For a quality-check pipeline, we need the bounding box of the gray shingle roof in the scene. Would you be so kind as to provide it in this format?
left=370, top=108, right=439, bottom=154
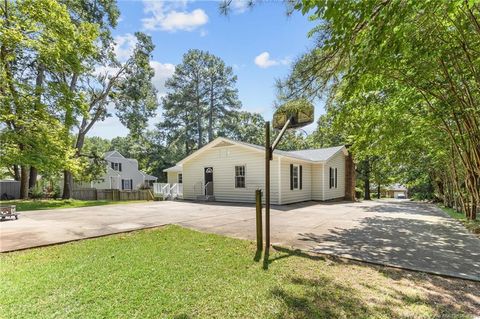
left=233, top=139, right=345, bottom=162
left=286, top=146, right=345, bottom=162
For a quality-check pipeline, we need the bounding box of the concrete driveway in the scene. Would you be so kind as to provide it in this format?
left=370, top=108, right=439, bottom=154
left=1, top=200, right=479, bottom=281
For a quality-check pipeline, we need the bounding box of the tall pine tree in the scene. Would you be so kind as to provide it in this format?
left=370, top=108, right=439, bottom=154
left=159, top=50, right=241, bottom=156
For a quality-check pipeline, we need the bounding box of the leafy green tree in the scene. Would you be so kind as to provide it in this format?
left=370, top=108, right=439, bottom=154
left=0, top=0, right=98, bottom=198
left=276, top=0, right=480, bottom=219
left=57, top=1, right=158, bottom=198
left=218, top=111, right=265, bottom=146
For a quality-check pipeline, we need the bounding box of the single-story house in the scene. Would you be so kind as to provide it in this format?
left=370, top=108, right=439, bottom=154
left=163, top=137, right=355, bottom=205
left=76, top=151, right=157, bottom=191
left=386, top=184, right=408, bottom=199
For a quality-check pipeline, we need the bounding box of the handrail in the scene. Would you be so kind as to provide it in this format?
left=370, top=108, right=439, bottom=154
left=171, top=183, right=178, bottom=198
left=204, top=181, right=212, bottom=192
left=161, top=184, right=170, bottom=199
left=153, top=182, right=182, bottom=199
left=204, top=181, right=213, bottom=196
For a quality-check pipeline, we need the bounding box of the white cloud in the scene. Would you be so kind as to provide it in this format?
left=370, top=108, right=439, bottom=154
left=150, top=61, right=176, bottom=99
left=114, top=33, right=137, bottom=62
left=93, top=65, right=120, bottom=77
left=254, top=52, right=290, bottom=68
left=230, top=0, right=251, bottom=14
left=142, top=1, right=208, bottom=32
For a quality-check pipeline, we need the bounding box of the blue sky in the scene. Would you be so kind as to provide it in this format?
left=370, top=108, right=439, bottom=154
left=88, top=0, right=321, bottom=139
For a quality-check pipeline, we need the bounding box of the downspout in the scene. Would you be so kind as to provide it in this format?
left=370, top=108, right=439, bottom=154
left=278, top=157, right=282, bottom=205
left=322, top=163, right=325, bottom=201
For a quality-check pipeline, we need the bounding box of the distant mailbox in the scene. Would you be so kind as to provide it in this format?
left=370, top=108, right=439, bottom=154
left=272, top=99, right=314, bottom=130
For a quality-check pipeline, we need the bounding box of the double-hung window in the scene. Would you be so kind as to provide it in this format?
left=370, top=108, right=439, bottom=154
left=329, top=167, right=338, bottom=189
left=178, top=173, right=183, bottom=184
left=122, top=179, right=132, bottom=190
left=235, top=166, right=245, bottom=188
left=293, top=165, right=299, bottom=189
left=111, top=162, right=122, bottom=171
left=290, top=164, right=302, bottom=190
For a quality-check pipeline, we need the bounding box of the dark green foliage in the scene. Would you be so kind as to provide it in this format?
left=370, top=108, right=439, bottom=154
left=277, top=0, right=480, bottom=218
left=158, top=49, right=241, bottom=155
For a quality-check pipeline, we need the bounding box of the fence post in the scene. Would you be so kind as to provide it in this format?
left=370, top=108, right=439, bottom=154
left=255, top=189, right=262, bottom=251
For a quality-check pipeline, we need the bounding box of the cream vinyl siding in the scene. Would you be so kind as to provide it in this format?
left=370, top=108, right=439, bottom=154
left=182, top=144, right=280, bottom=204
left=279, top=160, right=312, bottom=205
left=167, top=172, right=182, bottom=184
left=311, top=163, right=324, bottom=201
left=322, top=151, right=346, bottom=200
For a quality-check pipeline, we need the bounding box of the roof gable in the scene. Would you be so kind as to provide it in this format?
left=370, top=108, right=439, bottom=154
left=104, top=150, right=124, bottom=159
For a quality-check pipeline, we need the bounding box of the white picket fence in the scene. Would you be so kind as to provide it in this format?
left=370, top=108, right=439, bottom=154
left=153, top=183, right=183, bottom=200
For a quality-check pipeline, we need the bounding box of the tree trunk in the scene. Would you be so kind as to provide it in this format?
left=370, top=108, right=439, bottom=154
left=62, top=170, right=73, bottom=199
left=62, top=129, right=86, bottom=199
left=29, top=166, right=38, bottom=189
left=197, top=118, right=203, bottom=148
left=20, top=166, right=29, bottom=199
left=12, top=165, right=20, bottom=181
left=377, top=184, right=381, bottom=199
left=364, top=160, right=371, bottom=200
left=208, top=88, right=214, bottom=142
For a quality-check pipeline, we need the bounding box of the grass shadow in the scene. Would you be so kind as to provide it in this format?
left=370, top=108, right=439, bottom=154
left=270, top=275, right=378, bottom=318
left=266, top=246, right=480, bottom=318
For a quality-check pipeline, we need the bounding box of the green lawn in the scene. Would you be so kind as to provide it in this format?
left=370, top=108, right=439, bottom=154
left=441, top=205, right=480, bottom=236
left=1, top=199, right=146, bottom=212
left=0, top=226, right=477, bottom=319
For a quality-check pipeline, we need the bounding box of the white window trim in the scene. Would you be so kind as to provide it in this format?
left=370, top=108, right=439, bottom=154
left=122, top=179, right=132, bottom=191
left=177, top=173, right=183, bottom=184
left=329, top=167, right=338, bottom=189
left=292, top=164, right=300, bottom=190
left=234, top=164, right=246, bottom=189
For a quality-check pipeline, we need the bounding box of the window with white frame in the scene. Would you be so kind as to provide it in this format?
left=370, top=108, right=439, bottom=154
left=111, top=162, right=122, bottom=171
left=329, top=167, right=338, bottom=189
left=290, top=164, right=303, bottom=190
left=292, top=164, right=299, bottom=190
left=178, top=173, right=183, bottom=184
left=235, top=165, right=245, bottom=188
left=122, top=179, right=132, bottom=190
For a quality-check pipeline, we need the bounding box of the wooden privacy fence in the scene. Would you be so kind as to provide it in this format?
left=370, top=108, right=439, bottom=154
left=72, top=189, right=154, bottom=201
left=0, top=180, right=21, bottom=199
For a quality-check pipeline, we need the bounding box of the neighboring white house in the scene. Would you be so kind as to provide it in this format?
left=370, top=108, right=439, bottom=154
left=163, top=137, right=355, bottom=205
left=77, top=151, right=157, bottom=191
left=386, top=184, right=408, bottom=199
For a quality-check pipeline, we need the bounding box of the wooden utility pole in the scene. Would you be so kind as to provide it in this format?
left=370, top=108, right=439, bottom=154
left=255, top=189, right=262, bottom=251
left=265, top=121, right=271, bottom=250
